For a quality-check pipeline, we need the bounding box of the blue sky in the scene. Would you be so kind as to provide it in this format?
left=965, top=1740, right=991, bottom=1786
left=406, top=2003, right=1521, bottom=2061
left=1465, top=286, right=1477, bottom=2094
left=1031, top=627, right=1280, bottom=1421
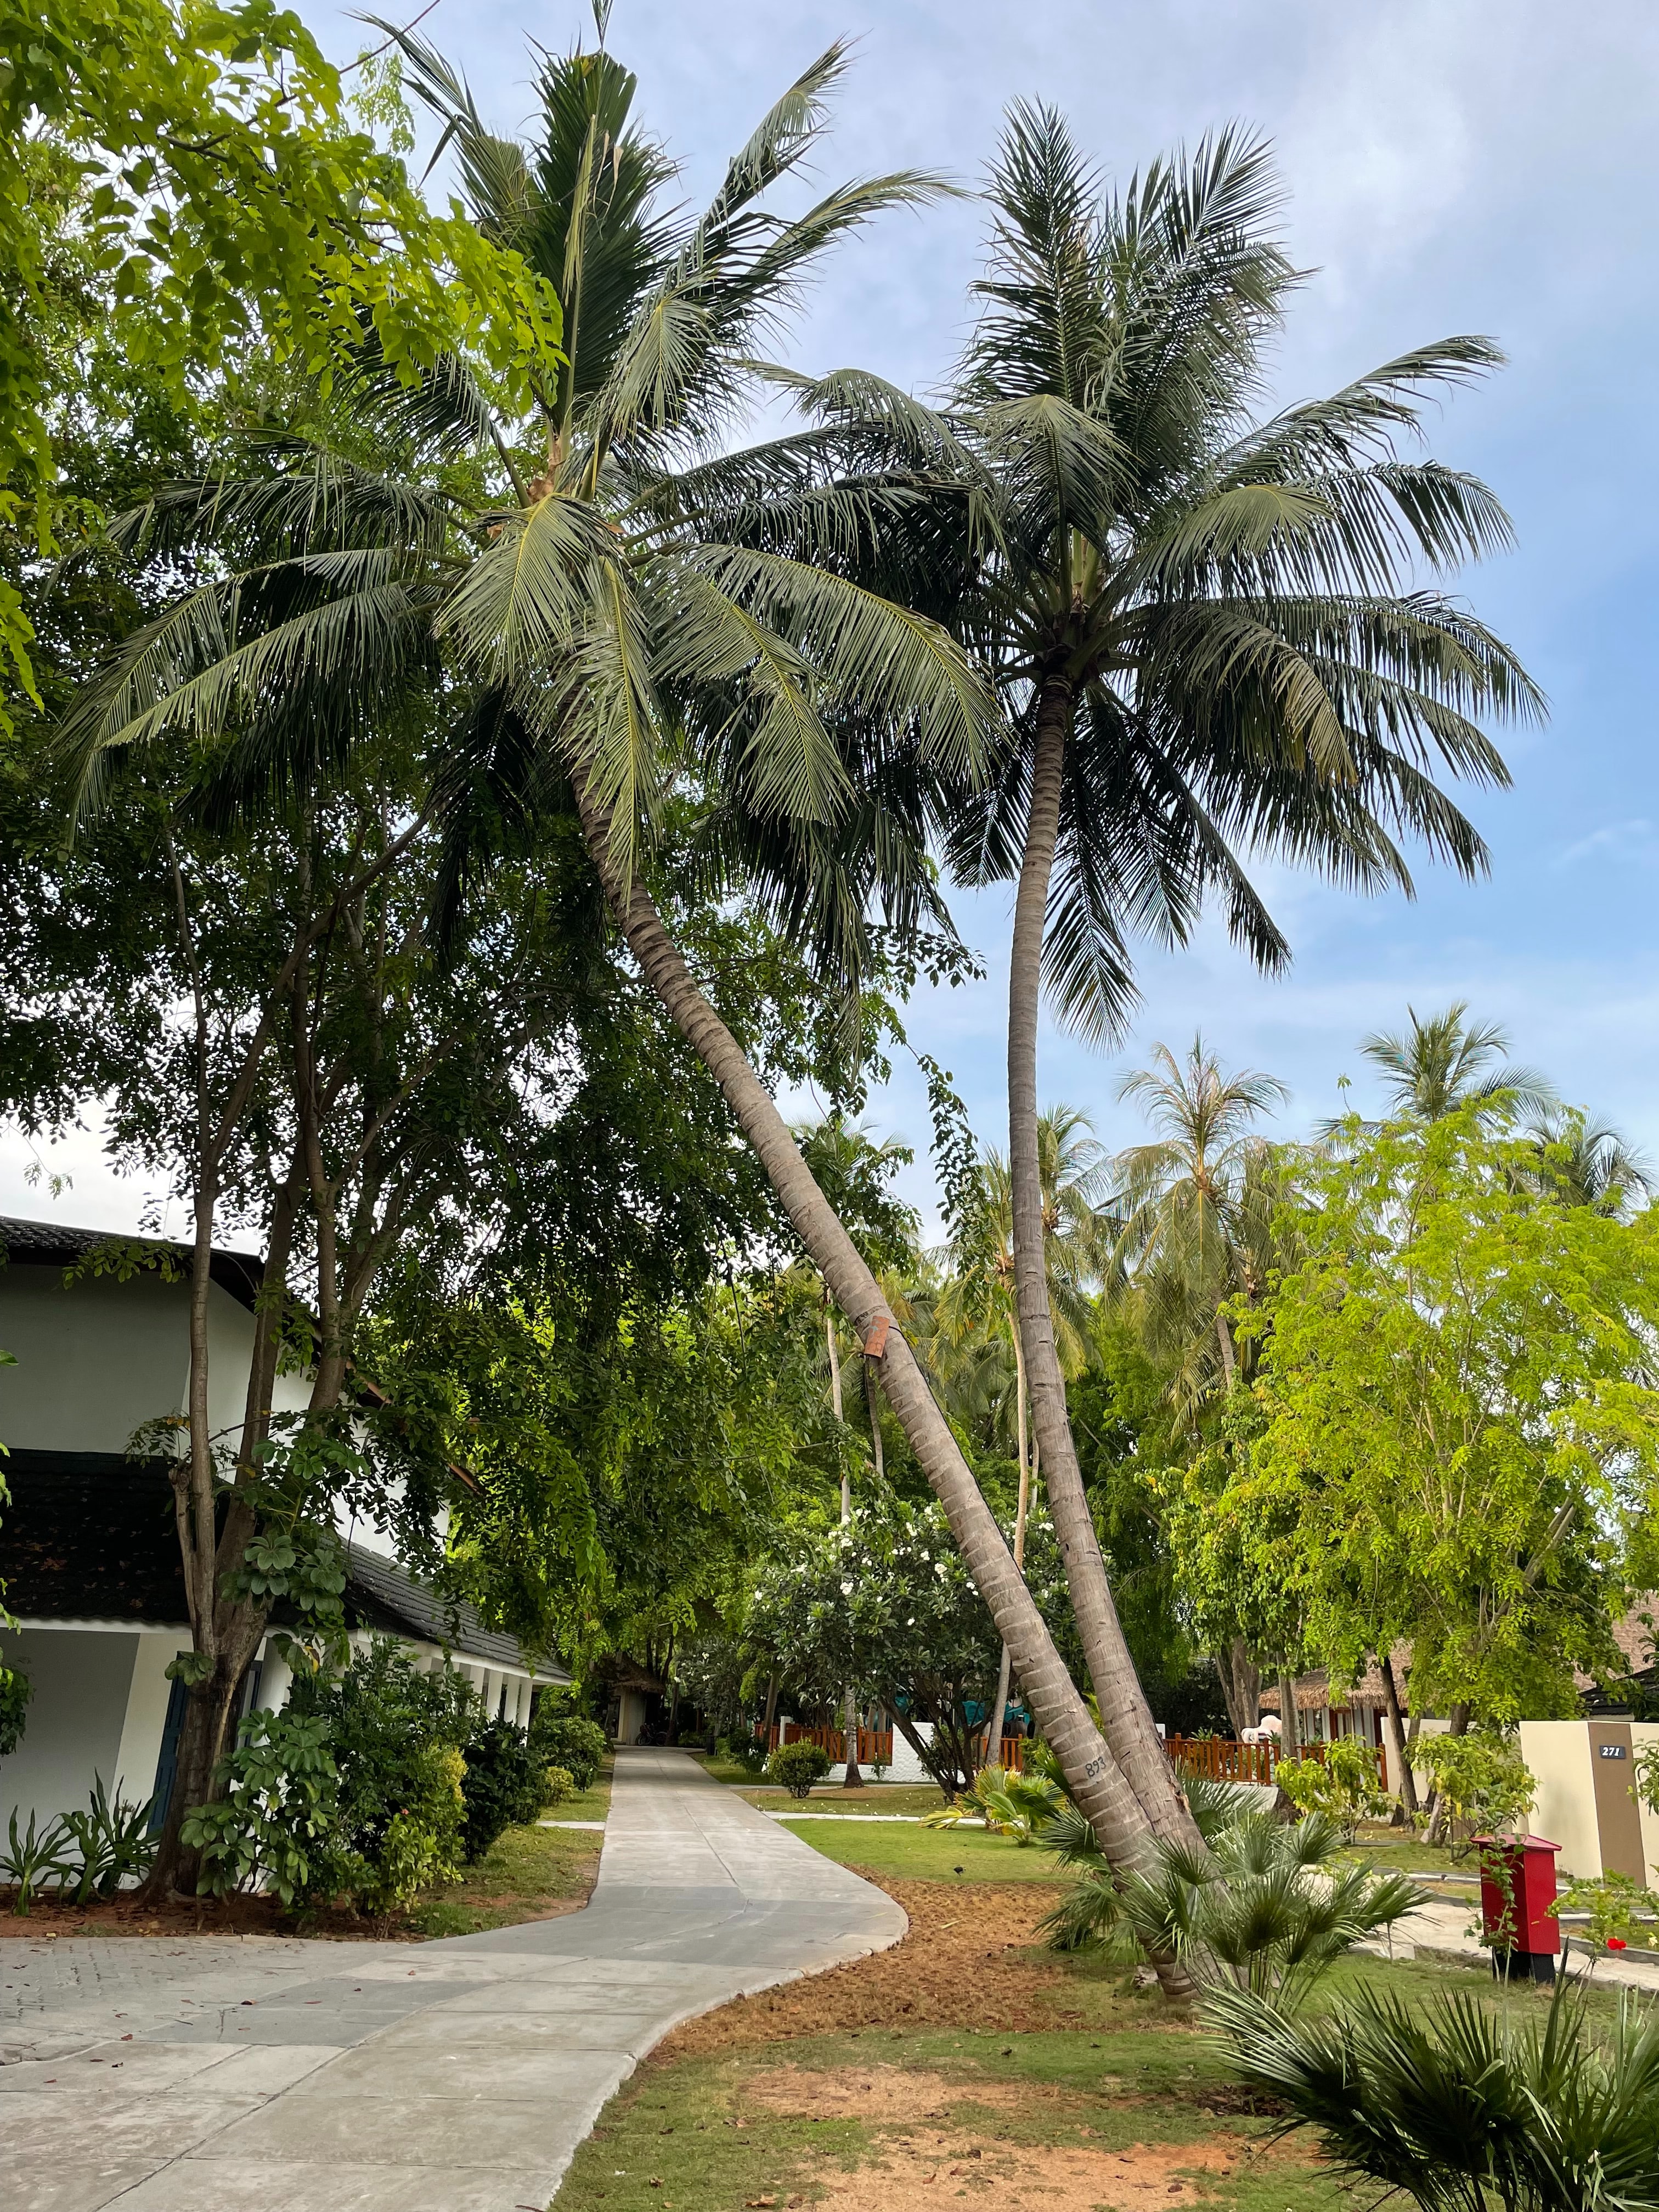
left=5, top=0, right=1656, bottom=1235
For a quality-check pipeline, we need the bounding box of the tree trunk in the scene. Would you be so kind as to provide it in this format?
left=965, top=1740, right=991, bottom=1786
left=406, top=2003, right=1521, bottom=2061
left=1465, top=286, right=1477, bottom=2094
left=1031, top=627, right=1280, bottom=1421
left=1216, top=1639, right=1260, bottom=1739
left=572, top=782, right=1196, bottom=1995
left=1379, top=1654, right=1419, bottom=1816
left=826, top=1308, right=864, bottom=1787
left=986, top=1317, right=1031, bottom=1774
left=762, top=1674, right=778, bottom=1747
left=1276, top=1672, right=1301, bottom=1759
left=1005, top=682, right=1198, bottom=1852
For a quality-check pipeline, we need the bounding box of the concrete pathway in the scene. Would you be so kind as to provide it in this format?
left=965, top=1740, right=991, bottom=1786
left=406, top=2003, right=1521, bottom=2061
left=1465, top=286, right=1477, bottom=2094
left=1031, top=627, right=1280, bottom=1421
left=1, top=1747, right=907, bottom=2212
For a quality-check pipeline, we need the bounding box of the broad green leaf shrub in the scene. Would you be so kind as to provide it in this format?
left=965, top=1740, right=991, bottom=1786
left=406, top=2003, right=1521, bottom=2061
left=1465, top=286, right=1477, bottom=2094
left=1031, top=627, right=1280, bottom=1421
left=529, top=1709, right=608, bottom=1793
left=1551, top=1870, right=1659, bottom=1959
left=766, top=1741, right=832, bottom=1798
left=182, top=1709, right=338, bottom=1908
left=1274, top=1737, right=1391, bottom=1836
left=541, top=1764, right=575, bottom=1807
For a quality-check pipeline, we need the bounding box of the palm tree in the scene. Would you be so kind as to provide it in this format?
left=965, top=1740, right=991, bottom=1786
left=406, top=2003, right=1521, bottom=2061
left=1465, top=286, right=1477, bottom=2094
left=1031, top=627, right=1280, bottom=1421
left=1523, top=1107, right=1654, bottom=1216
left=867, top=111, right=1541, bottom=1836
left=1105, top=1037, right=1295, bottom=1734
left=63, top=31, right=1189, bottom=1947
left=1356, top=1002, right=1555, bottom=1122
left=939, top=1107, right=1111, bottom=1763
left=1108, top=1037, right=1289, bottom=1403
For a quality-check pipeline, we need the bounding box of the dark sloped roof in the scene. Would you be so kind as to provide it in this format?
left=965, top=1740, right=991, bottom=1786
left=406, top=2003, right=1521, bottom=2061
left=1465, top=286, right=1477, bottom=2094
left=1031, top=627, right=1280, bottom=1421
left=342, top=1542, right=566, bottom=1679
left=0, top=1216, right=265, bottom=1311
left=0, top=1449, right=564, bottom=1679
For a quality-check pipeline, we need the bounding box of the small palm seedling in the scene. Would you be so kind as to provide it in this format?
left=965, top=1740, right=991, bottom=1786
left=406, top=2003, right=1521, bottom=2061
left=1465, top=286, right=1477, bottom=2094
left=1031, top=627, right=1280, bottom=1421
left=924, top=1763, right=1064, bottom=1844
left=1211, top=1974, right=1659, bottom=2212
left=1, top=1808, right=76, bottom=1915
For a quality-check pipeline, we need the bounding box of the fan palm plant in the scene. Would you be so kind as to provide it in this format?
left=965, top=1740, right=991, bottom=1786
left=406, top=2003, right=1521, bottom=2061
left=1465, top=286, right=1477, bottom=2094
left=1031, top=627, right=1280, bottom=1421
left=1213, top=1976, right=1659, bottom=2212
left=813, top=109, right=1541, bottom=1844
left=59, top=29, right=1186, bottom=1943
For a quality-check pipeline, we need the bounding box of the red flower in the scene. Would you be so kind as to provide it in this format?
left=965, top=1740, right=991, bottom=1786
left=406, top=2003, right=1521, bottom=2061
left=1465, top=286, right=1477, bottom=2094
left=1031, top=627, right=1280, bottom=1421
left=1606, top=1937, right=1628, bottom=1951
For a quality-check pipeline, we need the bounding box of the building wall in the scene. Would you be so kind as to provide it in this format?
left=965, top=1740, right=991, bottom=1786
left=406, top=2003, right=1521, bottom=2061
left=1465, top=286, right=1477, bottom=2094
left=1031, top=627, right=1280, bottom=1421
left=0, top=1266, right=308, bottom=1454
left=0, top=1626, right=140, bottom=1827
left=1520, top=1720, right=1603, bottom=1878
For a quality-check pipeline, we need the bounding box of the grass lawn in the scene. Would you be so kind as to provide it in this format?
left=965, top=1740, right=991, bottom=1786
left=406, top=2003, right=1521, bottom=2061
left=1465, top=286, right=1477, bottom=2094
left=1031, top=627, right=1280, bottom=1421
left=551, top=1852, right=1547, bottom=2212
left=789, top=1816, right=1070, bottom=1883
left=410, top=1759, right=612, bottom=1938
left=690, top=1756, right=950, bottom=1818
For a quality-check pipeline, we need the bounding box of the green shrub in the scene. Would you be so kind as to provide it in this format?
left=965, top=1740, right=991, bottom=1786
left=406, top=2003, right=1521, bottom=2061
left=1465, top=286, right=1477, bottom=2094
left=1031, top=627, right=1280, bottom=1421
left=182, top=1709, right=340, bottom=1908
left=458, top=1718, right=545, bottom=1862
left=1551, top=1870, right=1659, bottom=1958
left=766, top=1741, right=832, bottom=1798
left=1, top=1807, right=75, bottom=1914
left=528, top=1708, right=608, bottom=1792
left=541, top=1764, right=575, bottom=1807
left=1413, top=1730, right=1534, bottom=1857
left=345, top=1743, right=466, bottom=1915
left=720, top=1728, right=770, bottom=1774
left=1274, top=1737, right=1390, bottom=1836
left=58, top=1775, right=155, bottom=1904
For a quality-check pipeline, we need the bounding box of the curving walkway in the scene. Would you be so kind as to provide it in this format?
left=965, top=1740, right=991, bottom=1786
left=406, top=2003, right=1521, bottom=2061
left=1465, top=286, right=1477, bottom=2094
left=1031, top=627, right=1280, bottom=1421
left=1, top=1747, right=907, bottom=2212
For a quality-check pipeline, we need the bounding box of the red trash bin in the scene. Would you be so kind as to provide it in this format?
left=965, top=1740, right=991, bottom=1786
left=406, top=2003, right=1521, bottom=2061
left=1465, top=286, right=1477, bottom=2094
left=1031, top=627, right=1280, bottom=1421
left=1475, top=1835, right=1561, bottom=1983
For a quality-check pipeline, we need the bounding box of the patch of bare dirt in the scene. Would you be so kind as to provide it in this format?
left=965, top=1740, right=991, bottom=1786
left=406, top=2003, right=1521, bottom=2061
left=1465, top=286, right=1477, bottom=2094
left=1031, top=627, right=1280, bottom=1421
left=657, top=1878, right=1148, bottom=2055
left=741, top=2065, right=1028, bottom=2122
left=808, top=2132, right=1268, bottom=2211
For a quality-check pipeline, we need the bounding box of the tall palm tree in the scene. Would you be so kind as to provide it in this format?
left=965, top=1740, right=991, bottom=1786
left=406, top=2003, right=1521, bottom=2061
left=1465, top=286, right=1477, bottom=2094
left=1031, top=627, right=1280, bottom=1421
left=939, top=1107, right=1110, bottom=1763
left=1106, top=1037, right=1296, bottom=1737
left=62, top=32, right=1190, bottom=1948
left=839, top=110, right=1540, bottom=1835
left=1108, top=1037, right=1289, bottom=1404
left=1356, top=1002, right=1555, bottom=1123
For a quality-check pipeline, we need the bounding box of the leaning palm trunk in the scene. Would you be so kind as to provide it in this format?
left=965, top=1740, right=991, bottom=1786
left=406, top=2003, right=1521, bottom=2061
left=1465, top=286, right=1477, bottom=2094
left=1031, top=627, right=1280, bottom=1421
left=1009, top=690, right=1200, bottom=1849
left=573, top=781, right=1196, bottom=1997
left=985, top=1312, right=1032, bottom=1771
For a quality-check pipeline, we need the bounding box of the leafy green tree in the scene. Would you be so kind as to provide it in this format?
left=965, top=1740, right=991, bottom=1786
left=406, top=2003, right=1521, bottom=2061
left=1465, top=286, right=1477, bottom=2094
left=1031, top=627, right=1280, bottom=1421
left=0, top=3, right=558, bottom=724
left=1232, top=1110, right=1659, bottom=1736
left=60, top=25, right=1170, bottom=1920
left=748, top=1497, right=1081, bottom=1796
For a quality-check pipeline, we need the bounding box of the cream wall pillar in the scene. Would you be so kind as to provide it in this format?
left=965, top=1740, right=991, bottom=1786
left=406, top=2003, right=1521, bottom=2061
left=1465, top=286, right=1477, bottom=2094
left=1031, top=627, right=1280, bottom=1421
left=1519, top=1720, right=1601, bottom=1877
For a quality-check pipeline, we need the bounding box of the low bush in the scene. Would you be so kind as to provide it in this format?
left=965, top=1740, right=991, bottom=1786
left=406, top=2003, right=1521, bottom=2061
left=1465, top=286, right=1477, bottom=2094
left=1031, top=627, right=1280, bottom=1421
left=459, top=1719, right=547, bottom=1862
left=1215, top=1974, right=1659, bottom=2209
left=59, top=1775, right=156, bottom=1903
left=182, top=1708, right=340, bottom=1908
left=541, top=1764, right=575, bottom=1807
left=529, top=1707, right=609, bottom=1792
left=720, top=1728, right=770, bottom=1774
left=766, top=1741, right=831, bottom=1798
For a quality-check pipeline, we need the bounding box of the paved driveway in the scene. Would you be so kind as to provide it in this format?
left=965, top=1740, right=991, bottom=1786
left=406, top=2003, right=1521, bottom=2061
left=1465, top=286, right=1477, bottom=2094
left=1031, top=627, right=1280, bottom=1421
left=1, top=1747, right=907, bottom=2212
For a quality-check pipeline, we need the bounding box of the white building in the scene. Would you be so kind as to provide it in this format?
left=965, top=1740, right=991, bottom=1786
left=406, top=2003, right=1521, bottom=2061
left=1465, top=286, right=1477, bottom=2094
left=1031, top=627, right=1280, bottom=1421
left=0, top=1215, right=565, bottom=1832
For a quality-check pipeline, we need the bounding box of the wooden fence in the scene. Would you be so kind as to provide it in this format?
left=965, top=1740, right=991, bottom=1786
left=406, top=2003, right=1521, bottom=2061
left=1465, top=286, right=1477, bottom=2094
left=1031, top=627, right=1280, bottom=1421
left=769, top=1723, right=895, bottom=1765
left=1163, top=1734, right=1386, bottom=1788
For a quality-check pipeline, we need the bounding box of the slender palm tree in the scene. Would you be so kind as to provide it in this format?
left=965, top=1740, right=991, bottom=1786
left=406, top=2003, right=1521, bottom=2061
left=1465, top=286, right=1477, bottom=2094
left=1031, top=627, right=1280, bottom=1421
left=1356, top=1002, right=1555, bottom=1123
left=62, top=32, right=1192, bottom=1950
left=939, top=1107, right=1110, bottom=1763
left=1108, top=1036, right=1290, bottom=1405
left=826, top=110, right=1541, bottom=1836
left=1523, top=1107, right=1653, bottom=1216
